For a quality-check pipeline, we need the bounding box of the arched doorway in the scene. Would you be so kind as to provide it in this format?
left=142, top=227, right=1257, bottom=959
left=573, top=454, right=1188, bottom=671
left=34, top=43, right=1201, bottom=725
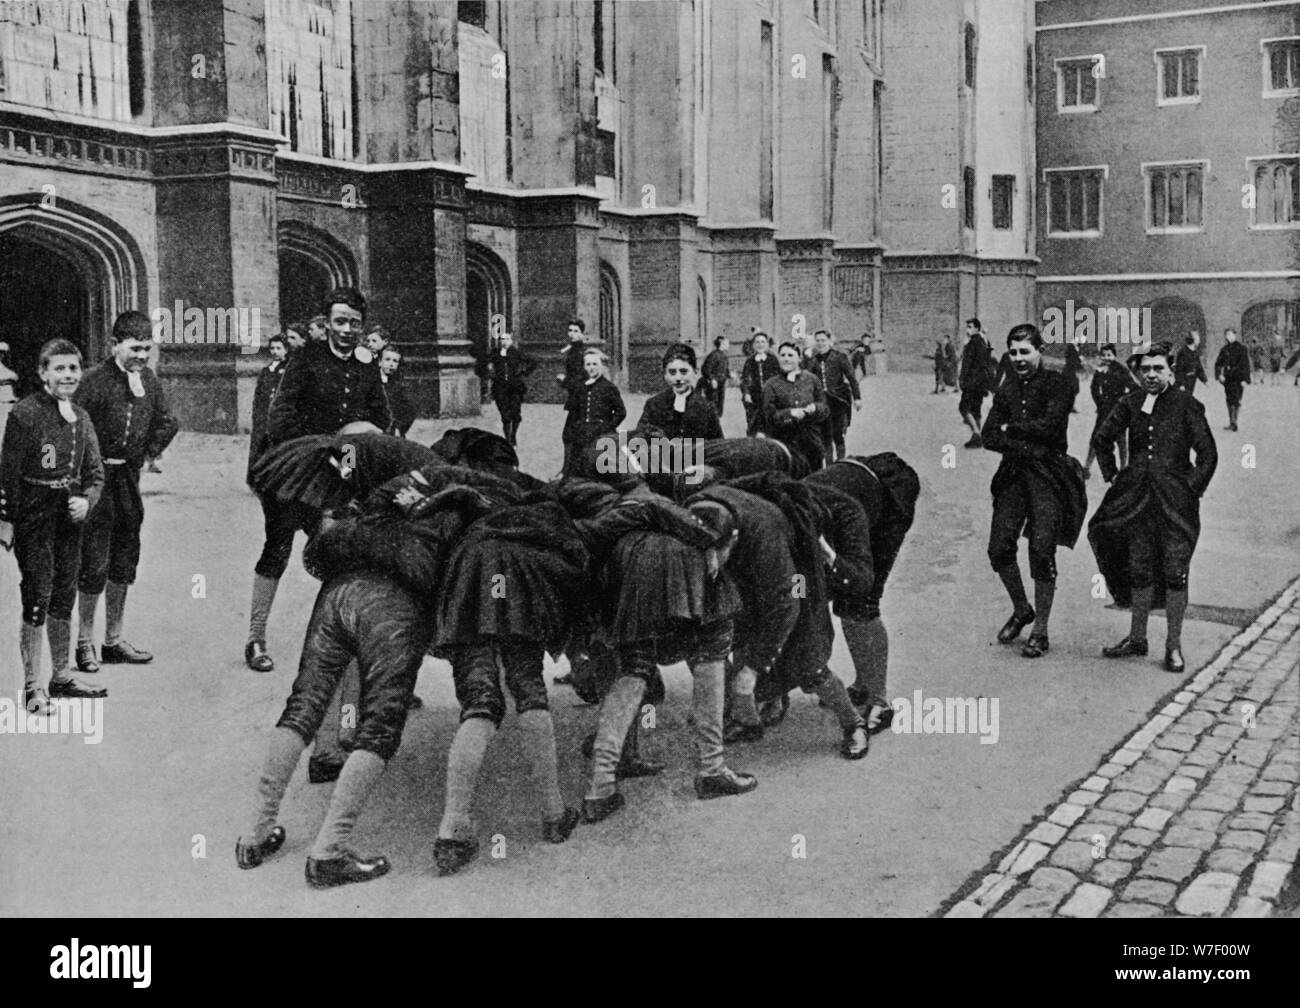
left=464, top=243, right=512, bottom=400
left=599, top=262, right=622, bottom=373
left=1144, top=296, right=1207, bottom=346
left=277, top=220, right=359, bottom=329
left=1241, top=299, right=1299, bottom=371
left=0, top=195, right=146, bottom=394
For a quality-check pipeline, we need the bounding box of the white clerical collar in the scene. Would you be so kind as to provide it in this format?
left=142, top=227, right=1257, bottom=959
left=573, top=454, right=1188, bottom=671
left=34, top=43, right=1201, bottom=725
left=46, top=391, right=76, bottom=423
left=786, top=370, right=798, bottom=382
left=754, top=353, right=767, bottom=362
left=115, top=358, right=146, bottom=397
left=673, top=390, right=689, bottom=412
left=585, top=376, right=598, bottom=385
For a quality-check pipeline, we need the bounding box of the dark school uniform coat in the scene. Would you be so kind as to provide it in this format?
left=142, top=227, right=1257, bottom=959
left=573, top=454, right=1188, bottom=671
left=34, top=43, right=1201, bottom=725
left=247, top=359, right=286, bottom=484
left=563, top=376, right=626, bottom=445
left=808, top=348, right=861, bottom=405
left=1087, top=387, right=1217, bottom=609
left=761, top=371, right=827, bottom=471
left=638, top=387, right=724, bottom=440
left=75, top=361, right=178, bottom=469
left=980, top=364, right=1088, bottom=550
left=1090, top=361, right=1138, bottom=435
left=1214, top=342, right=1251, bottom=385
left=490, top=347, right=532, bottom=405
left=382, top=373, right=416, bottom=437
left=267, top=341, right=391, bottom=443
left=0, top=392, right=104, bottom=526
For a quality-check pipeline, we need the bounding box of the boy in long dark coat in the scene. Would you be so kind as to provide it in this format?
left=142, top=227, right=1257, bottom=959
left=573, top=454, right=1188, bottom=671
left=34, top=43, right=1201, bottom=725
left=488, top=332, right=532, bottom=447
left=378, top=347, right=416, bottom=437
left=739, top=333, right=780, bottom=437
left=808, top=329, right=861, bottom=463
left=74, top=312, right=178, bottom=672
left=1089, top=342, right=1217, bottom=674
left=1, top=339, right=106, bottom=713
left=1214, top=328, right=1251, bottom=432
left=958, top=319, right=995, bottom=448
left=1083, top=342, right=1139, bottom=479
left=981, top=324, right=1086, bottom=659
left=762, top=342, right=828, bottom=474
left=247, top=334, right=289, bottom=487
left=561, top=349, right=626, bottom=477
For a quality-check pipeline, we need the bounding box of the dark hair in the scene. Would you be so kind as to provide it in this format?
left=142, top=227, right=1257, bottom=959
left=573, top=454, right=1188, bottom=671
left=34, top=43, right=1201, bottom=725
left=777, top=341, right=800, bottom=355
left=712, top=336, right=727, bottom=348
left=1006, top=323, right=1042, bottom=350
left=39, top=338, right=83, bottom=370
left=1098, top=342, right=1117, bottom=356
left=267, top=334, right=287, bottom=350
left=284, top=323, right=307, bottom=338
left=661, top=342, right=698, bottom=371
left=111, top=310, right=154, bottom=344
left=365, top=325, right=389, bottom=342
left=568, top=319, right=586, bottom=333
left=813, top=329, right=831, bottom=340
left=310, top=315, right=328, bottom=328
left=381, top=346, right=402, bottom=360
left=1139, top=341, right=1174, bottom=365
left=321, top=288, right=366, bottom=318
left=966, top=318, right=982, bottom=329
left=751, top=331, right=770, bottom=343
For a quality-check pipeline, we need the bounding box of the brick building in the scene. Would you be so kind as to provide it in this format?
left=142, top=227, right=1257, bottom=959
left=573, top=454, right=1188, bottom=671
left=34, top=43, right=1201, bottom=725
left=1035, top=0, right=1300, bottom=366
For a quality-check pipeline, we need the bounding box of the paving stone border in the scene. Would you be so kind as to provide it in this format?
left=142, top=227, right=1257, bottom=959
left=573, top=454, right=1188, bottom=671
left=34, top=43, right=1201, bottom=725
left=942, top=577, right=1300, bottom=919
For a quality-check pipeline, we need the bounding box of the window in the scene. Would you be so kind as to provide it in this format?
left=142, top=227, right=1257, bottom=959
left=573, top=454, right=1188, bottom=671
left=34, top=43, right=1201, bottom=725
left=458, top=2, right=487, bottom=29
left=1026, top=44, right=1034, bottom=104
left=1263, top=37, right=1300, bottom=96
left=863, top=0, right=881, bottom=58
left=963, top=166, right=975, bottom=230
left=1046, top=167, right=1106, bottom=236
left=1156, top=47, right=1202, bottom=104
left=127, top=0, right=145, bottom=117
left=992, top=175, right=1015, bottom=230
left=594, top=2, right=604, bottom=76
left=964, top=23, right=977, bottom=88
left=1145, top=162, right=1206, bottom=232
left=1248, top=156, right=1300, bottom=227
left=1056, top=55, right=1102, bottom=112
left=760, top=22, right=774, bottom=220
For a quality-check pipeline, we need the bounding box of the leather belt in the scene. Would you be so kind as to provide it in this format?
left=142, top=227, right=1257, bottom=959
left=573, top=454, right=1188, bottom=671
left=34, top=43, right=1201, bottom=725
left=103, top=458, right=127, bottom=466
left=23, top=475, right=72, bottom=489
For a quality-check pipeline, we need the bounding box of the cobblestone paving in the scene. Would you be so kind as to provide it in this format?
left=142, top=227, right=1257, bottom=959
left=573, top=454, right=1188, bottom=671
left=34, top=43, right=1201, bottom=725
left=944, top=578, right=1300, bottom=919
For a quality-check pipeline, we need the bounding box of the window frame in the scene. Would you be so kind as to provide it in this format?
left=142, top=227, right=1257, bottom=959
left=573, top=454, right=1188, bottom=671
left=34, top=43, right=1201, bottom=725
left=1245, top=154, right=1300, bottom=230
left=1261, top=36, right=1300, bottom=98
left=1043, top=165, right=1108, bottom=238
left=1154, top=45, right=1204, bottom=107
left=991, top=174, right=1016, bottom=231
left=1055, top=54, right=1104, bottom=113
left=1142, top=160, right=1209, bottom=235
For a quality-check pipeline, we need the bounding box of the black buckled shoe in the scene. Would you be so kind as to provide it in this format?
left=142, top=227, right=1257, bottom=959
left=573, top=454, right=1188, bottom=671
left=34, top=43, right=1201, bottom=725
left=236, top=826, right=286, bottom=869
left=542, top=807, right=581, bottom=844
left=48, top=677, right=107, bottom=699
left=305, top=850, right=391, bottom=888
left=724, top=720, right=764, bottom=744
left=432, top=837, right=480, bottom=877
left=244, top=640, right=274, bottom=673
left=695, top=767, right=758, bottom=800
left=581, top=791, right=625, bottom=824
left=307, top=752, right=346, bottom=784
left=997, top=608, right=1035, bottom=644
left=1021, top=633, right=1050, bottom=658
left=1164, top=648, right=1186, bottom=674
left=1102, top=636, right=1149, bottom=659
left=75, top=643, right=100, bottom=674
left=841, top=725, right=870, bottom=760
left=100, top=640, right=152, bottom=664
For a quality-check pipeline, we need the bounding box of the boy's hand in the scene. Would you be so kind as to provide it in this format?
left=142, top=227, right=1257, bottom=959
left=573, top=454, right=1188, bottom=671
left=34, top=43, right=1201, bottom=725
left=67, top=497, right=89, bottom=523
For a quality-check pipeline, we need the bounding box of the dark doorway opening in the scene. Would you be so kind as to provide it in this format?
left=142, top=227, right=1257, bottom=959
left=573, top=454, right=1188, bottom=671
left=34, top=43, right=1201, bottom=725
left=278, top=249, right=333, bottom=332
left=0, top=237, right=91, bottom=398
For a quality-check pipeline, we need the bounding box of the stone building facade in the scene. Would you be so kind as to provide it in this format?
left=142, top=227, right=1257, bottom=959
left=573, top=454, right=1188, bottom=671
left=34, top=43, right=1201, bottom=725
left=1035, top=0, right=1300, bottom=366
left=1, top=0, right=1045, bottom=433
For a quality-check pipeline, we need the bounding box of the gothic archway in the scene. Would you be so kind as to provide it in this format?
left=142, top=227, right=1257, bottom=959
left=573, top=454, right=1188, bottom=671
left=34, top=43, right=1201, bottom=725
left=276, top=219, right=359, bottom=326
left=0, top=195, right=148, bottom=392
left=464, top=243, right=512, bottom=399
left=599, top=262, right=623, bottom=372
